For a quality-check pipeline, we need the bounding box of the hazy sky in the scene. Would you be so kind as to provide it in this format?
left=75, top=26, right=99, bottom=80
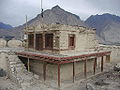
left=0, top=0, right=120, bottom=27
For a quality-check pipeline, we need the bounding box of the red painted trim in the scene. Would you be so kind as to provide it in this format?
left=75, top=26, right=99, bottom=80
left=16, top=51, right=111, bottom=64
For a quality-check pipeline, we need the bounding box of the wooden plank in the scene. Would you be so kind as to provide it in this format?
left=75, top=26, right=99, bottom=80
left=101, top=56, right=104, bottom=72
left=58, top=64, right=60, bottom=88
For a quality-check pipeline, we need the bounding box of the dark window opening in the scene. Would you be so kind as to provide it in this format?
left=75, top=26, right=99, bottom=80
left=45, top=34, right=53, bottom=49
left=69, top=34, right=75, bottom=49
left=28, top=34, right=34, bottom=48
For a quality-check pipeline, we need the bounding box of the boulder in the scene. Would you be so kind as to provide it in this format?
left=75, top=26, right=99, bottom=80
left=8, top=39, right=22, bottom=48
left=0, top=39, right=7, bottom=48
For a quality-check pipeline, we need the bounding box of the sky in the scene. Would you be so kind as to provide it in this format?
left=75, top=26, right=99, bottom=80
left=0, top=0, right=120, bottom=27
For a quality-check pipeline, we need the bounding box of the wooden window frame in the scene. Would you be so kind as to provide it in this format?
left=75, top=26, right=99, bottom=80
left=68, top=34, right=75, bottom=49
left=45, top=33, right=53, bottom=50
left=28, top=34, right=34, bottom=48
left=35, top=34, right=43, bottom=50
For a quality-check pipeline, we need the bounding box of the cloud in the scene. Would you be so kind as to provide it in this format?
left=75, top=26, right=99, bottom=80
left=0, top=0, right=120, bottom=26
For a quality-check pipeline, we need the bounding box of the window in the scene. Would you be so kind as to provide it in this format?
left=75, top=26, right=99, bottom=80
left=36, top=34, right=43, bottom=50
left=45, top=34, right=53, bottom=49
left=28, top=34, right=34, bottom=48
left=69, top=34, right=75, bottom=49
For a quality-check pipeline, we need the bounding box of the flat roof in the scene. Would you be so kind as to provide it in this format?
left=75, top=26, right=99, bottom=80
left=25, top=24, right=95, bottom=33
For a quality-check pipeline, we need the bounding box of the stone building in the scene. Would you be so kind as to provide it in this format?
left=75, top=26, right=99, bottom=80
left=25, top=24, right=98, bottom=54
left=17, top=24, right=111, bottom=88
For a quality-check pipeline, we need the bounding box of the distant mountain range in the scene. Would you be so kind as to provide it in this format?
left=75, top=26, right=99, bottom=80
left=85, top=13, right=120, bottom=45
left=0, top=5, right=120, bottom=45
left=0, top=22, right=13, bottom=29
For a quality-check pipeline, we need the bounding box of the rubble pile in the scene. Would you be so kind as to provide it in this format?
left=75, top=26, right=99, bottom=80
left=0, top=51, right=54, bottom=90
left=85, top=68, right=120, bottom=90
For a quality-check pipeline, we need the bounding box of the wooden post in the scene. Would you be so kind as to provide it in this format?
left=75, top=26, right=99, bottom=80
left=106, top=55, right=110, bottom=63
left=93, top=58, right=97, bottom=75
left=43, top=33, right=45, bottom=49
left=27, top=58, right=30, bottom=72
left=73, top=62, right=75, bottom=83
left=84, top=58, right=87, bottom=78
left=34, top=32, right=36, bottom=51
left=43, top=62, right=47, bottom=81
left=101, top=56, right=104, bottom=72
left=58, top=64, right=60, bottom=88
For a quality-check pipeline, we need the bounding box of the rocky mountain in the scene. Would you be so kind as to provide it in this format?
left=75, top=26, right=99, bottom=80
left=27, top=5, right=85, bottom=27
left=85, top=13, right=120, bottom=45
left=0, top=22, right=13, bottom=29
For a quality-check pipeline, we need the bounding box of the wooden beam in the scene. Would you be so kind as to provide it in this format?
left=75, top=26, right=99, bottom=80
left=43, top=62, right=47, bottom=81
left=73, top=62, right=75, bottom=83
left=101, top=56, right=104, bottom=72
left=27, top=58, right=30, bottom=72
left=84, top=58, right=87, bottom=78
left=93, top=58, right=97, bottom=75
left=58, top=64, right=60, bottom=88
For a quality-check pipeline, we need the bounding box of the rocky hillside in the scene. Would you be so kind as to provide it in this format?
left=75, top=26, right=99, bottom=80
left=85, top=13, right=120, bottom=45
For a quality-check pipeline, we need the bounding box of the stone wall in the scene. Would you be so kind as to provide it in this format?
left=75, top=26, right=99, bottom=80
left=99, top=45, right=120, bottom=62
left=24, top=58, right=102, bottom=81
left=59, top=30, right=98, bottom=54
left=0, top=52, right=8, bottom=75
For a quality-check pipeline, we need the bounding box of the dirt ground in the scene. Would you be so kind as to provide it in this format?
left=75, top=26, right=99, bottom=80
left=0, top=77, right=20, bottom=90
